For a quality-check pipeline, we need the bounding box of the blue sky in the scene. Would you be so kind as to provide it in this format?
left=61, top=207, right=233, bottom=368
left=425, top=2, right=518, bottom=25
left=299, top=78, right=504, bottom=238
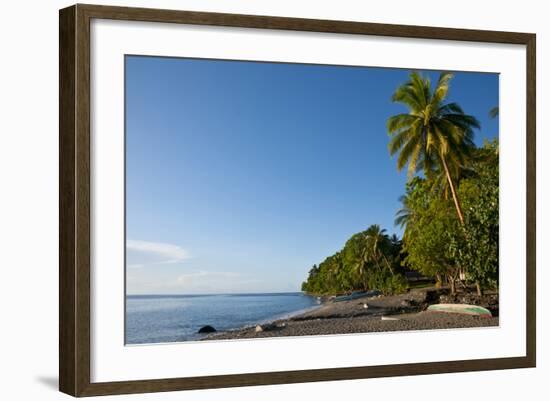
left=125, top=56, right=499, bottom=295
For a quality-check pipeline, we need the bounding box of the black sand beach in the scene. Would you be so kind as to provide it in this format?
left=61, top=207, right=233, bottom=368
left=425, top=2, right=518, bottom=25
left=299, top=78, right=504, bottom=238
left=203, top=288, right=499, bottom=341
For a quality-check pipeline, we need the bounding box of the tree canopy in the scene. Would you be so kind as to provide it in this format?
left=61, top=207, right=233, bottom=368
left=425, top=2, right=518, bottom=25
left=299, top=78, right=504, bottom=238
left=302, top=224, right=407, bottom=296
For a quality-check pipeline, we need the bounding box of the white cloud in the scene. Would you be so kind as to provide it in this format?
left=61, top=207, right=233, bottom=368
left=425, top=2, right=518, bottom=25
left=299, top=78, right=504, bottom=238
left=126, top=239, right=189, bottom=268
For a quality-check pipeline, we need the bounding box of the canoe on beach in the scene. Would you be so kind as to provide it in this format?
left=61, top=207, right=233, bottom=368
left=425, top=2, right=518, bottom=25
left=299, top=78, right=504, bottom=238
left=427, top=303, right=492, bottom=317
left=333, top=290, right=380, bottom=302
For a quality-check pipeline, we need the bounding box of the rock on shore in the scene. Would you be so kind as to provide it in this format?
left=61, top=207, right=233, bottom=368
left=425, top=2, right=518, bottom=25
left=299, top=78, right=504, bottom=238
left=198, top=325, right=217, bottom=334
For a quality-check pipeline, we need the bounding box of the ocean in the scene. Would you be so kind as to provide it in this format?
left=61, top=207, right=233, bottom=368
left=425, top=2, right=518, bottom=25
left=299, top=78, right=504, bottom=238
left=125, top=292, right=320, bottom=344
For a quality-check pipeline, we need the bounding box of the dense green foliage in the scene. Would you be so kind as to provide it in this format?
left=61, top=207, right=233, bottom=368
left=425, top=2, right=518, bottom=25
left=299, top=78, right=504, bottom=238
left=401, top=178, right=462, bottom=285
left=301, top=225, right=407, bottom=295
left=453, top=140, right=499, bottom=289
left=301, top=72, right=499, bottom=296
left=400, top=140, right=499, bottom=293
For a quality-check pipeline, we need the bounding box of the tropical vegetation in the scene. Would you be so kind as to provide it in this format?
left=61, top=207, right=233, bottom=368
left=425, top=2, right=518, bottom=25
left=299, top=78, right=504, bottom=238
left=301, top=224, right=407, bottom=296
left=302, top=71, right=499, bottom=297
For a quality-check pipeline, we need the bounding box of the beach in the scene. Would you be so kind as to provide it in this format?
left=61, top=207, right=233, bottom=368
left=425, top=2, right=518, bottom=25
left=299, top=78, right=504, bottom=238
left=125, top=292, right=321, bottom=344
left=202, top=288, right=499, bottom=341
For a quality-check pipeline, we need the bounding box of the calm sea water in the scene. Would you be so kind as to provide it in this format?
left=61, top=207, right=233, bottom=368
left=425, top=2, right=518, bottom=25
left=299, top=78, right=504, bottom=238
left=126, top=292, right=320, bottom=344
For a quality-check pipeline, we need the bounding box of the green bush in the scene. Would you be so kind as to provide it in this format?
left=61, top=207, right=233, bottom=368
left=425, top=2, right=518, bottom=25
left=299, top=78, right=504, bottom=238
left=367, top=268, right=408, bottom=295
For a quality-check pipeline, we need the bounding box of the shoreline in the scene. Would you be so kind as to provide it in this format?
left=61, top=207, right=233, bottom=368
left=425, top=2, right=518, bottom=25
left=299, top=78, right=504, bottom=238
left=202, top=288, right=499, bottom=341
left=252, top=301, right=324, bottom=326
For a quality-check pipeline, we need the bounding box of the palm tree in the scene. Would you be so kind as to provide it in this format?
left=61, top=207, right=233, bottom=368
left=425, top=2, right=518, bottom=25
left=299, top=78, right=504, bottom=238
left=394, top=195, right=412, bottom=230
left=387, top=71, right=480, bottom=225
left=349, top=226, right=394, bottom=290
left=352, top=248, right=370, bottom=290
left=389, top=234, right=401, bottom=248
left=364, top=225, right=394, bottom=274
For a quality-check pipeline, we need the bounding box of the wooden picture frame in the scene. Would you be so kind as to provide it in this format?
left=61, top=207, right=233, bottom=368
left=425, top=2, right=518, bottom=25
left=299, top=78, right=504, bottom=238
left=59, top=3, right=536, bottom=397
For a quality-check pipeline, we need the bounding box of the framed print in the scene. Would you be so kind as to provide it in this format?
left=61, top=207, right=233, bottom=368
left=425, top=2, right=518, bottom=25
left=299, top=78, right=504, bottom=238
left=59, top=4, right=536, bottom=397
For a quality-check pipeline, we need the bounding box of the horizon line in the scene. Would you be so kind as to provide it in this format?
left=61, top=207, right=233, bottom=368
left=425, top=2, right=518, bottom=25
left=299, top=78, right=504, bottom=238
left=126, top=290, right=307, bottom=297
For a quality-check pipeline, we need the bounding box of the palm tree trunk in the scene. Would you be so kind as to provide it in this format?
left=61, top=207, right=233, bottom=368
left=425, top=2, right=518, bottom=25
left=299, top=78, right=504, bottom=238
left=381, top=253, right=394, bottom=275
left=449, top=275, right=456, bottom=295
left=475, top=282, right=482, bottom=296
left=440, top=155, right=465, bottom=226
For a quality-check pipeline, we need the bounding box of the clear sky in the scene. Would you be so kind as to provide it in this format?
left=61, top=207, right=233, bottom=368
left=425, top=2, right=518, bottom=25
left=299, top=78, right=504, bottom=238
left=125, top=56, right=499, bottom=295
